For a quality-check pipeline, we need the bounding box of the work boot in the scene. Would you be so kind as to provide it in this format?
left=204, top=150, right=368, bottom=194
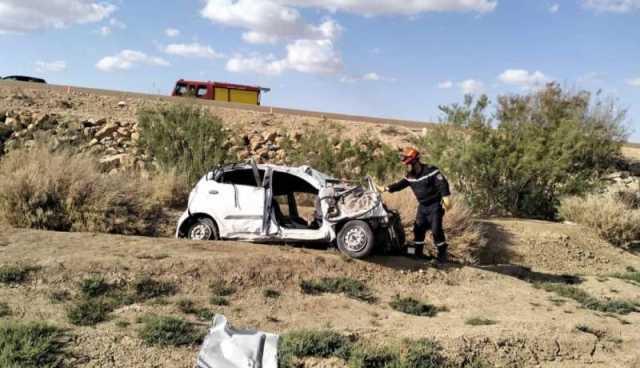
left=436, top=244, right=448, bottom=263
left=405, top=241, right=425, bottom=258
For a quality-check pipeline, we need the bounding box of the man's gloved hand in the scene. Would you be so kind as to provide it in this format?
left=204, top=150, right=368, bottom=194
left=442, top=196, right=452, bottom=211
left=374, top=183, right=388, bottom=193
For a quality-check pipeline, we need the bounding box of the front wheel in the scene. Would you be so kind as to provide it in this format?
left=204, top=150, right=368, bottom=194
left=187, top=217, right=219, bottom=241
left=337, top=220, right=375, bottom=259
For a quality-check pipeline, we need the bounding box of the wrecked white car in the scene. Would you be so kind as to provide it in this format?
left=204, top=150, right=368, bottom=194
left=176, top=162, right=404, bottom=258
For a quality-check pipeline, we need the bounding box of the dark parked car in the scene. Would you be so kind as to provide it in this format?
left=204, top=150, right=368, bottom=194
left=2, top=75, right=47, bottom=84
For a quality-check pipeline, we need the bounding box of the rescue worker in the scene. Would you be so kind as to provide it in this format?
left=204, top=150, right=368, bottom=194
left=378, top=147, right=452, bottom=262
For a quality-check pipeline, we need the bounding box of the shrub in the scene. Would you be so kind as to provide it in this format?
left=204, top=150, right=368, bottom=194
left=389, top=296, right=445, bottom=317
left=402, top=338, right=446, bottom=368
left=278, top=329, right=353, bottom=367
left=575, top=324, right=606, bottom=338
left=138, top=315, right=204, bottom=346
left=0, top=146, right=162, bottom=235
left=263, top=288, right=281, bottom=299
left=300, top=277, right=377, bottom=303
left=149, top=169, right=191, bottom=210
left=417, top=84, right=627, bottom=219
left=0, top=303, right=10, bottom=318
left=137, top=105, right=230, bottom=185
left=134, top=276, right=177, bottom=300
left=535, top=282, right=637, bottom=315
left=465, top=318, right=497, bottom=326
left=79, top=275, right=111, bottom=298
left=559, top=191, right=640, bottom=248
left=49, top=290, right=71, bottom=304
left=610, top=271, right=640, bottom=284
left=209, top=296, right=229, bottom=306
left=66, top=299, right=112, bottom=326
left=348, top=343, right=400, bottom=368
left=209, top=280, right=236, bottom=297
left=177, top=300, right=214, bottom=321
left=281, top=132, right=403, bottom=181
left=0, top=264, right=38, bottom=285
left=0, top=321, right=68, bottom=368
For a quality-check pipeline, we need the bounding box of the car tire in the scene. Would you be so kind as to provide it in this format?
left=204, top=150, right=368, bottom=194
left=337, top=220, right=375, bottom=259
left=186, top=217, right=219, bottom=241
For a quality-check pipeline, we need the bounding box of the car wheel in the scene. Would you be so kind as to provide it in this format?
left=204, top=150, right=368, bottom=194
left=187, top=217, right=219, bottom=241
left=337, top=220, right=375, bottom=259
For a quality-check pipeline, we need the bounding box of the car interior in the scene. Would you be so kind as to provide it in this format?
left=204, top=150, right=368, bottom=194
left=219, top=168, right=321, bottom=230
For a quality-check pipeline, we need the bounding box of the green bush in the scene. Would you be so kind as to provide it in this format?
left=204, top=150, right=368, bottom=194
left=465, top=318, right=497, bottom=326
left=138, top=315, right=204, bottom=346
left=417, top=84, right=627, bottom=219
left=210, top=280, right=236, bottom=297
left=402, top=339, right=446, bottom=368
left=0, top=321, right=68, bottom=368
left=138, top=105, right=230, bottom=185
left=281, top=132, right=402, bottom=181
left=300, top=277, right=377, bottom=303
left=348, top=343, right=400, bottom=368
left=66, top=299, right=112, bottom=326
left=389, top=296, right=445, bottom=317
left=263, top=288, right=281, bottom=299
left=209, top=296, right=229, bottom=306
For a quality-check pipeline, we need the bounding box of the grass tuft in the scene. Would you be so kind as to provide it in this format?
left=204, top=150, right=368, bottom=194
left=465, top=318, right=497, bottom=326
left=134, top=276, right=177, bottom=300
left=209, top=296, right=229, bottom=306
left=0, top=264, right=38, bottom=285
left=610, top=272, right=640, bottom=285
left=278, top=329, right=354, bottom=367
left=0, top=303, right=10, bottom=318
left=389, top=296, right=446, bottom=317
left=138, top=315, right=204, bottom=346
left=210, top=280, right=236, bottom=297
left=348, top=343, right=400, bottom=368
left=49, top=290, right=71, bottom=304
left=535, top=282, right=637, bottom=315
left=66, top=299, right=112, bottom=326
left=79, top=275, right=111, bottom=298
left=177, top=299, right=215, bottom=321
left=575, top=324, right=606, bottom=339
left=300, top=277, right=377, bottom=303
left=263, top=288, right=281, bottom=299
left=0, top=321, right=68, bottom=368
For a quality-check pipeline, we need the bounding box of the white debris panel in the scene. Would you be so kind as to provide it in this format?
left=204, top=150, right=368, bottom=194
left=196, top=315, right=279, bottom=368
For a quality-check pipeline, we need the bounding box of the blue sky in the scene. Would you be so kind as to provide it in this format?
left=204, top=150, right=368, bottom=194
left=1, top=0, right=639, bottom=141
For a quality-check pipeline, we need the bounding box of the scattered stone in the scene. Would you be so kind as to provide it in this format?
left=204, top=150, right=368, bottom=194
left=95, top=123, right=118, bottom=140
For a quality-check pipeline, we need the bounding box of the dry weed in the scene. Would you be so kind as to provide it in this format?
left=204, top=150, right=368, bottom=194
left=383, top=190, right=485, bottom=263
left=149, top=169, right=190, bottom=210
left=559, top=191, right=640, bottom=248
left=0, top=146, right=162, bottom=235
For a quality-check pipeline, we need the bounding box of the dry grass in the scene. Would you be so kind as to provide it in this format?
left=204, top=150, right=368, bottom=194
left=0, top=146, right=164, bottom=235
left=559, top=191, right=640, bottom=248
left=149, top=169, right=190, bottom=210
left=383, top=190, right=485, bottom=263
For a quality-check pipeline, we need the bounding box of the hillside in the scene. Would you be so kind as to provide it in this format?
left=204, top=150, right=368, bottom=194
left=1, top=222, right=640, bottom=368
left=1, top=81, right=640, bottom=368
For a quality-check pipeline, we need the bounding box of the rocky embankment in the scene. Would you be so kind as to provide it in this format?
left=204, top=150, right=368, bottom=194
left=0, top=83, right=419, bottom=172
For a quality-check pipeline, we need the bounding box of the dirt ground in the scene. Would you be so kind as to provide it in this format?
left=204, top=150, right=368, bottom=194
left=1, top=220, right=640, bottom=368
left=622, top=145, right=640, bottom=161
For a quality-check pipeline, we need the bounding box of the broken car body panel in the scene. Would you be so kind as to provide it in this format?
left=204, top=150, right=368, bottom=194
left=176, top=163, right=403, bottom=257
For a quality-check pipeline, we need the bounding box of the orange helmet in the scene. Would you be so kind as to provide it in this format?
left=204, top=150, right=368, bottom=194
left=400, top=147, right=420, bottom=165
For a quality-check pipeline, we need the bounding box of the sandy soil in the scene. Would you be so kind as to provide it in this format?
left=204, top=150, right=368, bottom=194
left=1, top=220, right=640, bottom=368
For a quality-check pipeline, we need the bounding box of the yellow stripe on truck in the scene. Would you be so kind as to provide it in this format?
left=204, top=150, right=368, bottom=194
left=214, top=88, right=229, bottom=102
left=230, top=89, right=259, bottom=105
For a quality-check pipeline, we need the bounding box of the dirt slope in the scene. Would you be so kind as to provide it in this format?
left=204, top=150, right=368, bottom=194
left=1, top=221, right=640, bottom=368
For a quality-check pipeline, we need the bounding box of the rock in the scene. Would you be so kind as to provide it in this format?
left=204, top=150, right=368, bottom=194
left=99, top=154, right=129, bottom=171
left=95, top=123, right=118, bottom=140
left=263, top=131, right=278, bottom=142
left=88, top=138, right=99, bottom=147
left=131, top=132, right=140, bottom=142
left=118, top=101, right=127, bottom=108
left=116, top=127, right=131, bottom=137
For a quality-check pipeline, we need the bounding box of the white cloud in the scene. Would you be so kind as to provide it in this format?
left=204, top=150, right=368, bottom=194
left=0, top=0, right=116, bottom=33
left=164, top=43, right=224, bottom=59
left=99, top=26, right=111, bottom=36
left=165, top=28, right=180, bottom=37
left=459, top=79, right=484, bottom=94
left=96, top=50, right=170, bottom=72
left=549, top=3, right=560, bottom=13
left=340, top=72, right=396, bottom=83
left=498, top=69, right=549, bottom=88
left=582, top=0, right=640, bottom=12
left=35, top=60, right=67, bottom=72
left=627, top=78, right=640, bottom=87
left=578, top=72, right=606, bottom=84
left=437, top=80, right=453, bottom=89
left=284, top=0, right=497, bottom=15
left=201, top=0, right=342, bottom=44
left=227, top=38, right=342, bottom=75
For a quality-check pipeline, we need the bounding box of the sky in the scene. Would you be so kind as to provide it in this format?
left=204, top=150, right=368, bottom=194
left=1, top=0, right=639, bottom=141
